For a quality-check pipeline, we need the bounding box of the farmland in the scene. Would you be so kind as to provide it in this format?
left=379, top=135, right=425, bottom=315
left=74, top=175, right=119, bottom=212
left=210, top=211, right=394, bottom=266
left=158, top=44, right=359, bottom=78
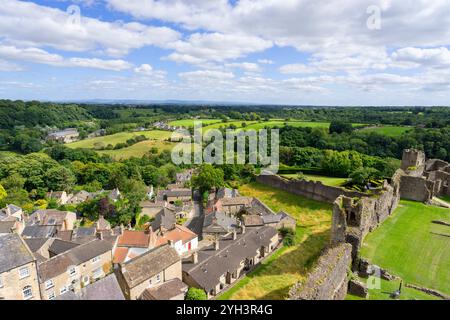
left=359, top=126, right=411, bottom=137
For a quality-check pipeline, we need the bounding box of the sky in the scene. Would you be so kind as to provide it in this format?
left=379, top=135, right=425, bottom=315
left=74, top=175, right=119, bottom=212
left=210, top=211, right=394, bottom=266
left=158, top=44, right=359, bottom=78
left=1, top=0, right=450, bottom=105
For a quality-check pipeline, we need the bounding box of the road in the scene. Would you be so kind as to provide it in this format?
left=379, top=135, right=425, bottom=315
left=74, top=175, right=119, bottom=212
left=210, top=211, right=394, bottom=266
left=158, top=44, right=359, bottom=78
left=184, top=190, right=205, bottom=238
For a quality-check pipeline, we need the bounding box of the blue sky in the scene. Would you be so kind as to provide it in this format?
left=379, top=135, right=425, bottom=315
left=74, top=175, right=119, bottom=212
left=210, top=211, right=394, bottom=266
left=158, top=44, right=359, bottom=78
left=1, top=0, right=450, bottom=105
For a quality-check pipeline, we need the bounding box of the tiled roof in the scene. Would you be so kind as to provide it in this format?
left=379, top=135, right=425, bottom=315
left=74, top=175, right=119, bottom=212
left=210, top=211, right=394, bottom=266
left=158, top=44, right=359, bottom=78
left=48, top=239, right=79, bottom=256
left=243, top=215, right=265, bottom=227
left=120, top=245, right=179, bottom=288
left=156, top=225, right=197, bottom=246
left=0, top=220, right=16, bottom=233
left=22, top=225, right=57, bottom=238
left=0, top=233, right=35, bottom=274
left=141, top=278, right=188, bottom=300
left=117, top=230, right=150, bottom=248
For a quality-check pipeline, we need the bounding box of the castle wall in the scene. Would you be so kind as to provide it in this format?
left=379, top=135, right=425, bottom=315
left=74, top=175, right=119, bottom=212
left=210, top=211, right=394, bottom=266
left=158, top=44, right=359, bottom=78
left=399, top=175, right=434, bottom=202
left=256, top=175, right=366, bottom=204
left=288, top=243, right=352, bottom=300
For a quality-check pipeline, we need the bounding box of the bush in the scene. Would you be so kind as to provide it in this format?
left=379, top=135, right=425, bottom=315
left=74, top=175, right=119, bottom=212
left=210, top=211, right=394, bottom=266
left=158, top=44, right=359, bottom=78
left=185, top=287, right=207, bottom=300
left=280, top=227, right=296, bottom=247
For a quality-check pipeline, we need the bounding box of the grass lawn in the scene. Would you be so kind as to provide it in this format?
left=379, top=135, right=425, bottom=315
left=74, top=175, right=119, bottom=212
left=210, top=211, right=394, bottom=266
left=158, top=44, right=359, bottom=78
left=346, top=278, right=440, bottom=300
left=96, top=140, right=177, bottom=160
left=281, top=174, right=348, bottom=187
left=359, top=126, right=411, bottom=137
left=217, top=182, right=332, bottom=300
left=360, top=200, right=450, bottom=295
left=168, top=119, right=222, bottom=127
left=67, top=130, right=172, bottom=149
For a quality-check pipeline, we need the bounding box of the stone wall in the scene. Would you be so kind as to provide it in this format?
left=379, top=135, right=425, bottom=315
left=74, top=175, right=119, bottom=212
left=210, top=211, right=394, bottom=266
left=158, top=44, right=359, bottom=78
left=331, top=169, right=401, bottom=261
left=399, top=175, right=435, bottom=202
left=256, top=175, right=366, bottom=204
left=288, top=243, right=352, bottom=300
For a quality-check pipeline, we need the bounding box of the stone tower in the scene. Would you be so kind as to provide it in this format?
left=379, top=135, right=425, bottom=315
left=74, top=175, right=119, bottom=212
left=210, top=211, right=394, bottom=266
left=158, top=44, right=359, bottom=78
left=401, top=149, right=425, bottom=175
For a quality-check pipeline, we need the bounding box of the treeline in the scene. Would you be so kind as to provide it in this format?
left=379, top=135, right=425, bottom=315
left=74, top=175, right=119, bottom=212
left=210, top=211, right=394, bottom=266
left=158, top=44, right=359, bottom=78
left=279, top=126, right=450, bottom=162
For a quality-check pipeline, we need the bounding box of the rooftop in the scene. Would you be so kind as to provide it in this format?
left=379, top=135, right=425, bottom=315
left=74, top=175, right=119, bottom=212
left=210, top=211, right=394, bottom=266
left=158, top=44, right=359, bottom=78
left=141, top=278, right=188, bottom=300
left=117, top=230, right=151, bottom=248
left=0, top=233, right=35, bottom=274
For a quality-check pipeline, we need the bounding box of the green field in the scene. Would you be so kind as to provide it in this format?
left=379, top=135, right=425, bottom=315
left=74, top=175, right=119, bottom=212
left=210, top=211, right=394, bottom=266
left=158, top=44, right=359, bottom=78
left=346, top=278, right=440, bottom=300
left=96, top=140, right=177, bottom=160
left=360, top=200, right=450, bottom=295
left=280, top=174, right=348, bottom=187
left=168, top=119, right=222, bottom=127
left=218, top=182, right=332, bottom=300
left=359, top=126, right=411, bottom=137
left=67, top=130, right=172, bottom=149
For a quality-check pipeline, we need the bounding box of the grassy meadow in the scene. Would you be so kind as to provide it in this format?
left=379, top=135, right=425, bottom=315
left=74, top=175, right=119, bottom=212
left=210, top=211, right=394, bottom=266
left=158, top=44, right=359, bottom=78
left=218, top=182, right=332, bottom=300
left=360, top=200, right=450, bottom=295
left=280, top=174, right=348, bottom=187
left=359, top=126, right=411, bottom=137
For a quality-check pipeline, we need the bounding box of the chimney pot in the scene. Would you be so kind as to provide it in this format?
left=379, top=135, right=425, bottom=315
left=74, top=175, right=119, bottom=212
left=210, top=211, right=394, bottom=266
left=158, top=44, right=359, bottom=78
left=214, top=239, right=220, bottom=251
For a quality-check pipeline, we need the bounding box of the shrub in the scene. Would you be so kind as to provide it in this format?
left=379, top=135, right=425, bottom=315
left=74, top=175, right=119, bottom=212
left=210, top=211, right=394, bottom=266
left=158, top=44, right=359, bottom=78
left=185, top=287, right=207, bottom=300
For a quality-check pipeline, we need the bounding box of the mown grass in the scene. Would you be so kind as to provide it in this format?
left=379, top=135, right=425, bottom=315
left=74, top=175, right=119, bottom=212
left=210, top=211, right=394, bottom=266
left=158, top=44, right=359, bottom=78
left=360, top=200, right=450, bottom=295
left=96, top=140, right=178, bottom=160
left=359, top=126, right=411, bottom=137
left=67, top=130, right=172, bottom=149
left=168, top=119, right=222, bottom=127
left=346, top=278, right=440, bottom=300
left=217, top=182, right=332, bottom=300
left=280, top=174, right=348, bottom=187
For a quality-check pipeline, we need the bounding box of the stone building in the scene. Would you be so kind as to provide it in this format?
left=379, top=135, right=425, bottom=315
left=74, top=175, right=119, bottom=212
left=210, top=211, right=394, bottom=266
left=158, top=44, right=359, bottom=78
left=115, top=244, right=181, bottom=300
left=0, top=233, right=41, bottom=300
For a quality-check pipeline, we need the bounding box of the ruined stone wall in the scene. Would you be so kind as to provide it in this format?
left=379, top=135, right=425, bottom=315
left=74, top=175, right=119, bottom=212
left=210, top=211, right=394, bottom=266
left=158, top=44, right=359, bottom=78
left=256, top=175, right=366, bottom=204
left=399, top=175, right=435, bottom=202
left=288, top=243, right=352, bottom=300
left=401, top=149, right=426, bottom=175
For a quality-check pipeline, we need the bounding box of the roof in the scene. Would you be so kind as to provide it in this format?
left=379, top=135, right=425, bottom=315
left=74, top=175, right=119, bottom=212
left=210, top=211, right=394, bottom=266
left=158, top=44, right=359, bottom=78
left=24, top=238, right=50, bottom=252
left=22, top=225, right=57, bottom=238
left=117, top=230, right=150, bottom=248
left=156, top=225, right=197, bottom=247
left=262, top=211, right=295, bottom=224
left=141, top=278, right=188, bottom=300
left=38, top=239, right=112, bottom=282
left=75, top=227, right=96, bottom=237
left=165, top=189, right=192, bottom=197
left=0, top=233, right=35, bottom=274
left=56, top=230, right=73, bottom=242
left=243, top=215, right=265, bottom=227
left=216, top=188, right=240, bottom=199
left=151, top=208, right=176, bottom=231
left=183, top=226, right=278, bottom=292
left=203, top=211, right=238, bottom=234
left=113, top=247, right=129, bottom=264
left=218, top=196, right=253, bottom=206
left=96, top=216, right=111, bottom=231
left=0, top=220, right=16, bottom=233
left=27, top=209, right=74, bottom=227
left=82, top=274, right=125, bottom=300
left=120, top=245, right=180, bottom=288
left=48, top=239, right=79, bottom=256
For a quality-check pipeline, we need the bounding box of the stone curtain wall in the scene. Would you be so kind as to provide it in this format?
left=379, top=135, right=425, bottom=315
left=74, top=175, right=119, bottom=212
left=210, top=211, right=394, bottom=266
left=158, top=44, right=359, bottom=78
left=399, top=175, right=435, bottom=202
left=256, top=175, right=366, bottom=204
left=288, top=243, right=352, bottom=300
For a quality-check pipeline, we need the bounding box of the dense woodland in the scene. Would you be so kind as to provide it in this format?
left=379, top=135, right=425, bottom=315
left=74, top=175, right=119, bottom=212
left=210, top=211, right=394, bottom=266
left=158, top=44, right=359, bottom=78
left=0, top=100, right=448, bottom=226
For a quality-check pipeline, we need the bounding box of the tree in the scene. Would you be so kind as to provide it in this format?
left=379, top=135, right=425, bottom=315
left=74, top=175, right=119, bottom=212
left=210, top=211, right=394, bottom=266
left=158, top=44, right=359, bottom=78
left=0, top=183, right=7, bottom=202
left=349, top=167, right=381, bottom=187
left=191, top=164, right=224, bottom=193
left=329, top=121, right=354, bottom=134
left=185, top=287, right=207, bottom=300
left=44, top=166, right=76, bottom=192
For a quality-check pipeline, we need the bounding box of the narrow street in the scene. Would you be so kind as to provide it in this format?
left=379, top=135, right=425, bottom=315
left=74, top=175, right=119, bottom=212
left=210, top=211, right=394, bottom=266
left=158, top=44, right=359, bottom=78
left=184, top=190, right=204, bottom=239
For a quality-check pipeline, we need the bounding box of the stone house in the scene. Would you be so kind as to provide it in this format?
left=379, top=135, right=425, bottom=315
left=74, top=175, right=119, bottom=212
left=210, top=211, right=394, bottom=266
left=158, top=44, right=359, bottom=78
left=115, top=244, right=182, bottom=300
left=37, top=239, right=113, bottom=300
left=113, top=230, right=157, bottom=264
left=46, top=128, right=79, bottom=144
left=157, top=189, right=192, bottom=205
left=182, top=226, right=279, bottom=298
left=46, top=191, right=72, bottom=205
left=56, top=274, right=125, bottom=300
left=214, top=197, right=253, bottom=215
left=141, top=278, right=188, bottom=300
left=67, top=190, right=92, bottom=205
left=261, top=211, right=296, bottom=230
left=0, top=233, right=41, bottom=300
left=155, top=225, right=198, bottom=256
left=27, top=209, right=77, bottom=232
left=0, top=204, right=25, bottom=222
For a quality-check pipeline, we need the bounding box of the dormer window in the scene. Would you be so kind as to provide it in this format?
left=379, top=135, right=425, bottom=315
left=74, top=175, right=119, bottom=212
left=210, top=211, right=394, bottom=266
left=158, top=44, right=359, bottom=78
left=68, top=267, right=77, bottom=277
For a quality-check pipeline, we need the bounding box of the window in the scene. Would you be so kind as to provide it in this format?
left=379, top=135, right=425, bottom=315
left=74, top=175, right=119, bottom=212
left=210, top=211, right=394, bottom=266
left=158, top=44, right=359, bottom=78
left=47, top=292, right=56, bottom=300
left=23, top=286, right=33, bottom=300
left=19, top=266, right=30, bottom=279
left=91, top=256, right=101, bottom=263
left=60, top=286, right=67, bottom=295
left=156, top=274, right=161, bottom=283
left=92, top=267, right=103, bottom=279
left=45, top=279, right=54, bottom=290
left=68, top=267, right=77, bottom=277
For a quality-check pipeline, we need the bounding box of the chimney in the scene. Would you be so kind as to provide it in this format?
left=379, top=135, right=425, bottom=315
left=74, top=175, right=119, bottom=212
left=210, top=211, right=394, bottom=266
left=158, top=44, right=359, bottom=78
left=232, top=230, right=237, bottom=240
left=168, top=239, right=174, bottom=247
left=241, top=225, right=246, bottom=234
left=192, top=251, right=198, bottom=264
left=96, top=231, right=103, bottom=240
left=214, top=239, right=220, bottom=251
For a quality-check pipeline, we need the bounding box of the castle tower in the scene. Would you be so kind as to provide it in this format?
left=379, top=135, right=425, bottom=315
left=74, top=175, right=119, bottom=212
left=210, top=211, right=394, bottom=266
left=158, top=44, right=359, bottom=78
left=401, top=149, right=425, bottom=174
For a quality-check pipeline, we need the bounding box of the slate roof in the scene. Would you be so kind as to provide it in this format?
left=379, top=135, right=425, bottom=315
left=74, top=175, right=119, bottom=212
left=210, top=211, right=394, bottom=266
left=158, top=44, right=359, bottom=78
left=22, top=225, right=57, bottom=238
left=219, top=196, right=253, bottom=206
left=182, top=226, right=278, bottom=292
left=75, top=227, right=96, bottom=237
left=243, top=215, right=265, bottom=227
left=120, top=245, right=180, bottom=288
left=261, top=211, right=295, bottom=224
left=0, top=233, right=35, bottom=274
left=216, top=188, right=240, bottom=199
left=151, top=208, right=176, bottom=231
left=38, top=239, right=112, bottom=282
left=27, top=209, right=74, bottom=227
left=141, top=278, right=188, bottom=300
left=203, top=211, right=238, bottom=234
left=24, top=238, right=50, bottom=253
left=0, top=220, right=16, bottom=233
left=81, top=274, right=125, bottom=300
left=48, top=239, right=79, bottom=256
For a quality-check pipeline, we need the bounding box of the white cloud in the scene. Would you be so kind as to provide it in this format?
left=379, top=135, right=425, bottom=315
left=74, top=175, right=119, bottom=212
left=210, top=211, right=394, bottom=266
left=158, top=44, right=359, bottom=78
left=0, top=45, right=133, bottom=71
left=279, top=63, right=316, bottom=74
left=225, top=62, right=261, bottom=73
left=391, top=47, right=450, bottom=68
left=134, top=64, right=153, bottom=75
